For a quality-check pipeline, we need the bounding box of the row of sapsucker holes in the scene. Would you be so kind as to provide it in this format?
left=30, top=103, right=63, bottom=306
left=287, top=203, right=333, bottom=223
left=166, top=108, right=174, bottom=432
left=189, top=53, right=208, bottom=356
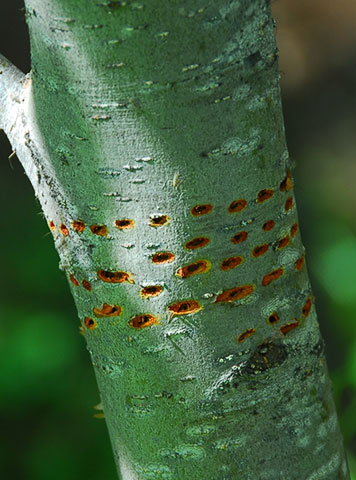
left=81, top=294, right=313, bottom=346
left=65, top=169, right=297, bottom=290
left=68, top=218, right=302, bottom=291
left=60, top=169, right=305, bottom=337
left=48, top=171, right=294, bottom=238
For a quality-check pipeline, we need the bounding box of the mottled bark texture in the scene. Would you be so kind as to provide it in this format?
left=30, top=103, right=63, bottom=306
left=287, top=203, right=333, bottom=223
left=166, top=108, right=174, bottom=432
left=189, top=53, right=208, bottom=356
left=0, top=0, right=350, bottom=478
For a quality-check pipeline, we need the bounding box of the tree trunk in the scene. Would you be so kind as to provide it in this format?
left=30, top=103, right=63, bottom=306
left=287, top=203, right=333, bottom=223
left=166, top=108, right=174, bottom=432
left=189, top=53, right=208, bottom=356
left=0, top=0, right=350, bottom=478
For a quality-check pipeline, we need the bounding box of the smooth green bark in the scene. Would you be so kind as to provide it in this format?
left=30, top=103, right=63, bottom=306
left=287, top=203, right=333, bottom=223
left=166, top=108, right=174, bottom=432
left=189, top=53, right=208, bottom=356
left=0, top=0, right=349, bottom=478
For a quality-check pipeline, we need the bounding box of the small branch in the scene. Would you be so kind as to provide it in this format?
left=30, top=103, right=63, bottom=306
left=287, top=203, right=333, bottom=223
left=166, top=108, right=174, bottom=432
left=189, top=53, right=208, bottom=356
left=0, top=53, right=45, bottom=195
left=0, top=53, right=25, bottom=132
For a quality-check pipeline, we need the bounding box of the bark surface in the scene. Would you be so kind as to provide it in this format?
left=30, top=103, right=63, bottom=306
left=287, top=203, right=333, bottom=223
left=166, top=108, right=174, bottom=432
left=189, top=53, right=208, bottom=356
left=0, top=0, right=350, bottom=479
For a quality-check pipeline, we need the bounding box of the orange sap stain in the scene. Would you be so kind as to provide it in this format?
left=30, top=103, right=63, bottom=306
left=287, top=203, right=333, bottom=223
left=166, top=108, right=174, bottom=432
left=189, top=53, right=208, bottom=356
left=262, top=219, right=275, bottom=231
left=191, top=204, right=213, bottom=216
left=140, top=285, right=163, bottom=298
left=90, top=224, right=108, bottom=236
left=252, top=243, right=269, bottom=258
left=302, top=297, right=312, bottom=317
left=280, top=320, right=299, bottom=335
left=220, top=256, right=244, bottom=271
left=277, top=235, right=290, bottom=249
left=151, top=252, right=175, bottom=264
left=149, top=215, right=170, bottom=227
left=93, top=304, right=122, bottom=317
left=280, top=170, right=293, bottom=192
left=169, top=300, right=203, bottom=316
left=82, top=279, right=92, bottom=291
left=285, top=196, right=293, bottom=212
left=97, top=269, right=134, bottom=283
left=262, top=268, right=284, bottom=286
left=59, top=223, right=69, bottom=236
left=290, top=222, right=298, bottom=237
left=69, top=274, right=79, bottom=287
left=115, top=219, right=135, bottom=230
left=129, top=314, right=158, bottom=329
left=215, top=284, right=255, bottom=303
left=257, top=189, right=274, bottom=203
left=176, top=259, right=211, bottom=278
left=295, top=256, right=305, bottom=271
left=84, top=316, right=97, bottom=330
left=231, top=231, right=248, bottom=244
left=185, top=237, right=210, bottom=250
left=228, top=198, right=247, bottom=213
left=72, top=220, right=85, bottom=233
left=236, top=328, right=256, bottom=343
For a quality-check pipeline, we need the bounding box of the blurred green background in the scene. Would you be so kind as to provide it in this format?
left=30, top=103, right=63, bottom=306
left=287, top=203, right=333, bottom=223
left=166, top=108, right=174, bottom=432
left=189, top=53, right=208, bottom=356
left=0, top=1, right=355, bottom=478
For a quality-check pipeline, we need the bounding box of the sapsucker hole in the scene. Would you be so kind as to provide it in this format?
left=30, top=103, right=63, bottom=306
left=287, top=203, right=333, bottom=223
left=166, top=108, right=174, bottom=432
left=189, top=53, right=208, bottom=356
left=257, top=189, right=274, bottom=203
left=82, top=279, right=92, bottom=291
left=176, top=260, right=210, bottom=278
left=191, top=204, right=213, bottom=216
left=262, top=268, right=284, bottom=286
left=231, top=231, right=248, bottom=244
left=169, top=300, right=202, bottom=316
left=140, top=285, right=163, bottom=297
left=290, top=222, right=298, bottom=237
left=93, top=304, right=122, bottom=317
left=97, top=269, right=133, bottom=283
left=149, top=215, right=170, bottom=227
left=90, top=225, right=108, bottom=236
left=237, top=328, right=256, bottom=343
left=215, top=284, right=255, bottom=303
left=60, top=223, right=69, bottom=236
left=69, top=274, right=79, bottom=286
left=277, top=235, right=290, bottom=249
left=280, top=321, right=299, bottom=335
left=228, top=199, right=247, bottom=213
left=285, top=196, right=293, bottom=212
left=220, top=256, right=244, bottom=271
left=252, top=244, right=269, bottom=258
left=129, top=314, right=158, bottom=329
left=151, top=252, right=175, bottom=264
left=295, top=256, right=305, bottom=271
left=84, top=316, right=97, bottom=330
left=72, top=220, right=85, bottom=232
left=279, top=170, right=293, bottom=192
left=115, top=219, right=135, bottom=230
left=302, top=297, right=312, bottom=317
left=262, top=219, right=275, bottom=231
left=185, top=237, right=210, bottom=250
left=267, top=312, right=280, bottom=325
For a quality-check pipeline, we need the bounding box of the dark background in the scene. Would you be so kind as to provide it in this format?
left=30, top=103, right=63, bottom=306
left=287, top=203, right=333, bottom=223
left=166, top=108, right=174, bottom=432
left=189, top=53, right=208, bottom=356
left=0, top=1, right=355, bottom=478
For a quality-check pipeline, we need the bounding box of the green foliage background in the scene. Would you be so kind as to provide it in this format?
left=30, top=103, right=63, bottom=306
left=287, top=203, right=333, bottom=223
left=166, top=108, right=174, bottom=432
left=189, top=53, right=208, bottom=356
left=0, top=2, right=355, bottom=478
